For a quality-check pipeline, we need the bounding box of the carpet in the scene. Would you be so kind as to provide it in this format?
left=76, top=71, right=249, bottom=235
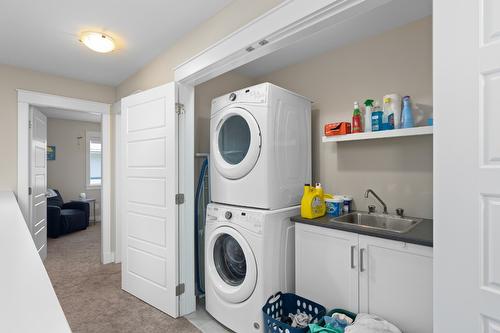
left=44, top=224, right=200, bottom=333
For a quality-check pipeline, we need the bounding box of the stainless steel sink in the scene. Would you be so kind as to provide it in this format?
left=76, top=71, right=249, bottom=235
left=331, top=212, right=422, bottom=233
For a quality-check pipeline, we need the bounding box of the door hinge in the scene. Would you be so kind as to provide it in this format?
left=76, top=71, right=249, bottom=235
left=175, top=103, right=185, bottom=115
left=175, top=193, right=185, bottom=205
left=28, top=120, right=32, bottom=129
left=175, top=283, right=185, bottom=296
left=28, top=187, right=32, bottom=195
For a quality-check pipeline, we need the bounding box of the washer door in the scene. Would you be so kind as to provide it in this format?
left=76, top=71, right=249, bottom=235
left=207, top=226, right=257, bottom=304
left=212, top=107, right=261, bottom=180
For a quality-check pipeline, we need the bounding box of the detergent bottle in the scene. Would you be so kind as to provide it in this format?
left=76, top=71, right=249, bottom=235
left=301, top=183, right=326, bottom=219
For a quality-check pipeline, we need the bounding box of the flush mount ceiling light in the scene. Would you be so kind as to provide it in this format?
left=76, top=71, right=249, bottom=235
left=80, top=31, right=115, bottom=53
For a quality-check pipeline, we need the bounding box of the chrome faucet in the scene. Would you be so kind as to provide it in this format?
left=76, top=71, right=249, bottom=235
left=364, top=189, right=388, bottom=214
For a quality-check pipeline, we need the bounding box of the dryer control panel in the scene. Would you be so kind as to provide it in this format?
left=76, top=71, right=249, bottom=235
left=206, top=204, right=263, bottom=234
left=211, top=82, right=269, bottom=113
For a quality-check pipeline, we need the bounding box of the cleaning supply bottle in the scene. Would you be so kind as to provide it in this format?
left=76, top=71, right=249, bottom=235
left=385, top=93, right=402, bottom=128
left=300, top=183, right=326, bottom=219
left=401, top=95, right=414, bottom=128
left=352, top=101, right=362, bottom=133
left=371, top=100, right=383, bottom=131
left=383, top=96, right=395, bottom=130
left=363, top=99, right=374, bottom=132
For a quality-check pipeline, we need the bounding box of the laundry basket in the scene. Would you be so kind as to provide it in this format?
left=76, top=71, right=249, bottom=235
left=262, top=292, right=326, bottom=333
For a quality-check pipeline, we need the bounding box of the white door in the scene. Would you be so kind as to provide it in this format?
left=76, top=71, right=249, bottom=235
left=295, top=223, right=359, bottom=313
left=434, top=0, right=500, bottom=331
left=121, top=83, right=180, bottom=317
left=359, top=235, right=433, bottom=333
left=30, top=107, right=48, bottom=260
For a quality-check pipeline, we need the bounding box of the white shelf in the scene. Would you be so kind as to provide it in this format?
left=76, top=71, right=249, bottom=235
left=322, top=126, right=433, bottom=143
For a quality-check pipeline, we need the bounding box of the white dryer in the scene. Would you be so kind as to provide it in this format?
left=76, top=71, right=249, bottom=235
left=210, top=82, right=311, bottom=210
left=205, top=203, right=297, bottom=333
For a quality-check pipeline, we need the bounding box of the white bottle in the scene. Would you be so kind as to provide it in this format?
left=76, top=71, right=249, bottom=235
left=384, top=93, right=402, bottom=129
left=363, top=99, right=374, bottom=132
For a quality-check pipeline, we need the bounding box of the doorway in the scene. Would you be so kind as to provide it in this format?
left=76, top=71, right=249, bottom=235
left=17, top=90, right=113, bottom=264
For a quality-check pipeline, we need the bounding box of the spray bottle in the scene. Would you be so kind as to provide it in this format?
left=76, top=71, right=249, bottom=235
left=364, top=99, right=374, bottom=132
left=352, top=101, right=362, bottom=133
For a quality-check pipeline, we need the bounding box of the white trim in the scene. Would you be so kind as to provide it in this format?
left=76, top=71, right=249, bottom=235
left=17, top=102, right=30, bottom=226
left=174, top=0, right=390, bottom=85
left=17, top=90, right=113, bottom=264
left=17, top=89, right=110, bottom=114
left=100, top=114, right=112, bottom=264
left=112, top=101, right=122, bottom=263
left=178, top=83, right=196, bottom=316
left=85, top=130, right=102, bottom=189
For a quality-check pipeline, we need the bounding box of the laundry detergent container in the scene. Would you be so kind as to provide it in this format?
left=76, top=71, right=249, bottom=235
left=210, top=83, right=312, bottom=210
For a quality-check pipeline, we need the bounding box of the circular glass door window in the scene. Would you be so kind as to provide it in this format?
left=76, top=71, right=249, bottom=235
left=213, top=234, right=247, bottom=286
left=218, top=115, right=251, bottom=165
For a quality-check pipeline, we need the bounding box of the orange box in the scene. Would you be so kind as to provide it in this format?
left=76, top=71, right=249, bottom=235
left=324, top=122, right=352, bottom=136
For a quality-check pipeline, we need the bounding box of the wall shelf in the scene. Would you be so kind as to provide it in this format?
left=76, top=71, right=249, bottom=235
left=322, top=126, right=433, bottom=143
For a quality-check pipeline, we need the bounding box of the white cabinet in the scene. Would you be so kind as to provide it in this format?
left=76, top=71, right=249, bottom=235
left=296, top=224, right=433, bottom=333
left=295, top=223, right=359, bottom=313
left=358, top=235, right=433, bottom=333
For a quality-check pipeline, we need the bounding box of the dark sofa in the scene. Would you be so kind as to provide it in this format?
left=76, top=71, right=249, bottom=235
left=47, top=190, right=89, bottom=238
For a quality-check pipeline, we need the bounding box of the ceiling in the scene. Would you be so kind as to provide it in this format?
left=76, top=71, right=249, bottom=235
left=39, top=107, right=101, bottom=123
left=0, top=0, right=231, bottom=86
left=236, top=0, right=431, bottom=78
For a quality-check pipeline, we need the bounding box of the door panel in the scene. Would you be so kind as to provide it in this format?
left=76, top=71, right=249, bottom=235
left=435, top=0, right=500, bottom=330
left=359, top=235, right=432, bottom=333
left=295, top=223, right=359, bottom=313
left=30, top=107, right=47, bottom=260
left=121, top=83, right=179, bottom=317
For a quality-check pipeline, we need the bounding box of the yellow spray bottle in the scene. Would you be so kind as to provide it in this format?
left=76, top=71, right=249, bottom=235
left=300, top=183, right=326, bottom=219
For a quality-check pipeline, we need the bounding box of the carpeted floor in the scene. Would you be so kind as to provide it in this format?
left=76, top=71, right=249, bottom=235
left=44, top=224, right=200, bottom=333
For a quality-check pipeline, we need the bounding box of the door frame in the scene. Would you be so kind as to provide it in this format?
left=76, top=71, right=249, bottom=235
left=17, top=89, right=114, bottom=264
left=173, top=0, right=394, bottom=316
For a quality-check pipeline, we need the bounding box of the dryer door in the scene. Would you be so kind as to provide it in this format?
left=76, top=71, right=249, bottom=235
left=207, top=226, right=257, bottom=304
left=212, top=107, right=261, bottom=180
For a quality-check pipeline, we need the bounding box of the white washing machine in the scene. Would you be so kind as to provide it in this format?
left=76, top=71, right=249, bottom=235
left=210, top=82, right=311, bottom=210
left=205, top=203, right=297, bottom=333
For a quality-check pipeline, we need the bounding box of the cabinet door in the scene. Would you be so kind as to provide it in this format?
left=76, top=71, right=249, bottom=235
left=295, top=223, right=359, bottom=313
left=359, top=235, right=433, bottom=333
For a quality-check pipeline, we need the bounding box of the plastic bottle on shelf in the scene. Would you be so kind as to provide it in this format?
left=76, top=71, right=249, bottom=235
left=401, top=96, right=414, bottom=128
left=385, top=93, right=402, bottom=128
left=352, top=101, right=362, bottom=133
left=363, top=99, right=374, bottom=132
left=371, top=100, right=383, bottom=132
left=383, top=96, right=395, bottom=130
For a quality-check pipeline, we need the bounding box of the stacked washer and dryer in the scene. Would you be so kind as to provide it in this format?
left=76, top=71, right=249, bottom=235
left=205, top=83, right=311, bottom=332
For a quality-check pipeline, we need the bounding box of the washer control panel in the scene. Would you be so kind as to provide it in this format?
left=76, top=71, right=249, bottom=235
left=207, top=204, right=263, bottom=234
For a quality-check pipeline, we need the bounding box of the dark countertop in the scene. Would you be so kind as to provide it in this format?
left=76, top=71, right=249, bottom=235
left=291, top=212, right=433, bottom=247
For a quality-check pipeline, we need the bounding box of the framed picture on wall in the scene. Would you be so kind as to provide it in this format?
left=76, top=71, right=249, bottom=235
left=47, top=145, right=56, bottom=160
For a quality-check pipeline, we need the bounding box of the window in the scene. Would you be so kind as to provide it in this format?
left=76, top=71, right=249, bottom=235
left=86, top=131, right=102, bottom=188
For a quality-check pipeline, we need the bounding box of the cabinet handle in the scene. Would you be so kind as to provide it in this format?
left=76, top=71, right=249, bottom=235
left=360, top=248, right=366, bottom=272
left=350, top=245, right=356, bottom=269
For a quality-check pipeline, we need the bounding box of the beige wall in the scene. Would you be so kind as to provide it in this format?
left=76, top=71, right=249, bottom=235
left=116, top=0, right=283, bottom=98
left=0, top=64, right=115, bottom=192
left=258, top=17, right=433, bottom=218
left=195, top=17, right=433, bottom=218
left=47, top=118, right=101, bottom=220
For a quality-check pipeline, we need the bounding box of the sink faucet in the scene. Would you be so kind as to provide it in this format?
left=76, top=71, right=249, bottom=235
left=364, top=189, right=388, bottom=214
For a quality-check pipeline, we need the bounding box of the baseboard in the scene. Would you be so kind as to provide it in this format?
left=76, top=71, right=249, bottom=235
left=102, top=251, right=115, bottom=264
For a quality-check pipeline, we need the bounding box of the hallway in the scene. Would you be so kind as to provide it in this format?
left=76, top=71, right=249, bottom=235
left=44, top=224, right=199, bottom=333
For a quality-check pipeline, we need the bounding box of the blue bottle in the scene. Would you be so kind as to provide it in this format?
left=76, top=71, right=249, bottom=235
left=401, top=96, right=414, bottom=128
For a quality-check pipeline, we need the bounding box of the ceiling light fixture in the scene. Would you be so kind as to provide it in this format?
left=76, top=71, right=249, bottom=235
left=80, top=31, right=115, bottom=53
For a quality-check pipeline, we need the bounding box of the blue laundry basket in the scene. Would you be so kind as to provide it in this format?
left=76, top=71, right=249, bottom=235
left=262, top=292, right=326, bottom=333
